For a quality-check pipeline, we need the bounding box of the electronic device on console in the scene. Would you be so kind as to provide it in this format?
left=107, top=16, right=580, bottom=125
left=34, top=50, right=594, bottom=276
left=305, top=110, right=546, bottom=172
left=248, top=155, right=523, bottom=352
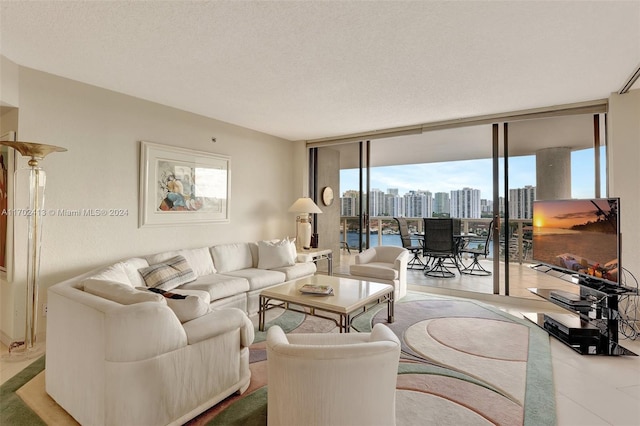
left=533, top=198, right=622, bottom=289
left=529, top=197, right=637, bottom=355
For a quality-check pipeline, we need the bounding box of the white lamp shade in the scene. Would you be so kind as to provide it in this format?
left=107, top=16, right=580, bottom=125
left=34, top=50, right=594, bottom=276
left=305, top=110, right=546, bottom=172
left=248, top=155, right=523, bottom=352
left=288, top=197, right=323, bottom=214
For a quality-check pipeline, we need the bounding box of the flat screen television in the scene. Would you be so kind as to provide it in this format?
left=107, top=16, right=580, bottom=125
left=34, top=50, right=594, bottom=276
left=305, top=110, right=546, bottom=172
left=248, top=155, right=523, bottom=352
left=532, top=198, right=621, bottom=287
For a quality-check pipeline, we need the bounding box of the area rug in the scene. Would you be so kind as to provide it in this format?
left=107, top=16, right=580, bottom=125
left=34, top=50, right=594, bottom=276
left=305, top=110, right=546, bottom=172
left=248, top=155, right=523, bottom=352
left=186, top=292, right=556, bottom=426
left=3, top=292, right=556, bottom=426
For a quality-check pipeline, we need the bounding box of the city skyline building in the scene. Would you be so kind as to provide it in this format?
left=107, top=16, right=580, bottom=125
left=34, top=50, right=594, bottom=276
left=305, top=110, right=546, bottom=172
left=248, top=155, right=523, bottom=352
left=509, top=185, right=536, bottom=219
left=368, top=188, right=386, bottom=216
left=433, top=192, right=450, bottom=215
left=450, top=187, right=481, bottom=219
left=339, top=187, right=524, bottom=218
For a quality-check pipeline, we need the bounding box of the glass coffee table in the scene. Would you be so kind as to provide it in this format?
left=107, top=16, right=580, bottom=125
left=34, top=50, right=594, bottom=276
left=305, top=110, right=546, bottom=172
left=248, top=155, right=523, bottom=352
left=258, top=275, right=394, bottom=333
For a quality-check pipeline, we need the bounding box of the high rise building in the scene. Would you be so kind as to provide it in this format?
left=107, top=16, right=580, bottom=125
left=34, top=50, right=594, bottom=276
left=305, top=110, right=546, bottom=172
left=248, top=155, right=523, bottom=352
left=385, top=193, right=404, bottom=217
left=340, top=190, right=360, bottom=216
left=509, top=185, right=536, bottom=219
left=404, top=190, right=432, bottom=218
left=433, top=192, right=450, bottom=215
left=450, top=187, right=481, bottom=218
left=369, top=188, right=386, bottom=216
left=480, top=199, right=492, bottom=216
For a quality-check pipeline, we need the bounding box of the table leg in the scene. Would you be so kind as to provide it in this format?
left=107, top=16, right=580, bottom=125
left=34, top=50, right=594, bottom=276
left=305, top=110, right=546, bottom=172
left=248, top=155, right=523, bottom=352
left=388, top=291, right=395, bottom=323
left=258, top=295, right=266, bottom=331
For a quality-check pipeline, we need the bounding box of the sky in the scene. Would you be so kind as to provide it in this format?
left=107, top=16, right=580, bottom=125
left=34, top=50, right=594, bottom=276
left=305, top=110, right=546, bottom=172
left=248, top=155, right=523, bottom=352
left=340, top=149, right=605, bottom=201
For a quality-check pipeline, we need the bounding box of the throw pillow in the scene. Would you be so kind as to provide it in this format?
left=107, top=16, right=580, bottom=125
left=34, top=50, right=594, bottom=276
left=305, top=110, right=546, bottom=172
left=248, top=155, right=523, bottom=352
left=257, top=239, right=296, bottom=269
left=287, top=237, right=297, bottom=260
left=138, top=255, right=197, bottom=291
left=83, top=278, right=165, bottom=305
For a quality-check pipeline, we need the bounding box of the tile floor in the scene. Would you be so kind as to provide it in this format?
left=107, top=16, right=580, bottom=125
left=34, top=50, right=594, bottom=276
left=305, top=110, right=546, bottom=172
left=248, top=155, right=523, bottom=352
left=2, top=255, right=639, bottom=425
left=334, top=251, right=640, bottom=425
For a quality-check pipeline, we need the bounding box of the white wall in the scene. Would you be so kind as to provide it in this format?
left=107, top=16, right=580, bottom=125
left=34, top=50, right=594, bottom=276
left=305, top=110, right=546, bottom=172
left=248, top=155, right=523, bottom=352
left=608, top=89, right=640, bottom=290
left=1, top=65, right=303, bottom=343
left=0, top=56, right=19, bottom=107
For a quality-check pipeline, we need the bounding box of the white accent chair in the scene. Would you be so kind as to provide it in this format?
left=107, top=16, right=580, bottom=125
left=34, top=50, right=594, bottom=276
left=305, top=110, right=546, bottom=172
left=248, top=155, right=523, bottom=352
left=349, top=246, right=409, bottom=300
left=266, top=323, right=401, bottom=426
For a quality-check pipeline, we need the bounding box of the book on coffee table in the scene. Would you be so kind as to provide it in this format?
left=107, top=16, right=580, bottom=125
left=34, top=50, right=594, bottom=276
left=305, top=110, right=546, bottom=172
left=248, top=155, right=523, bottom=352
left=299, top=284, right=334, bottom=295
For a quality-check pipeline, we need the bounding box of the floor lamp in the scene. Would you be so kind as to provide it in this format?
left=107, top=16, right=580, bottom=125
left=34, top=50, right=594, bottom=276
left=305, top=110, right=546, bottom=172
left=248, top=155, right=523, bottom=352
left=1, top=141, right=66, bottom=361
left=288, top=197, right=322, bottom=250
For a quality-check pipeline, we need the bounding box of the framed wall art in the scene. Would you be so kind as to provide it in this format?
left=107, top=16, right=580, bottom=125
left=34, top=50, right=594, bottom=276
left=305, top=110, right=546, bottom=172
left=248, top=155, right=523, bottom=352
left=1, top=131, right=16, bottom=279
left=139, top=141, right=230, bottom=227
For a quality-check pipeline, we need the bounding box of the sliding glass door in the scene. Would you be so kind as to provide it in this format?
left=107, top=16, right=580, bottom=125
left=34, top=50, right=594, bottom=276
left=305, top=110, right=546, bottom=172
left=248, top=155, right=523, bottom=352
left=310, top=109, right=608, bottom=296
left=312, top=142, right=370, bottom=271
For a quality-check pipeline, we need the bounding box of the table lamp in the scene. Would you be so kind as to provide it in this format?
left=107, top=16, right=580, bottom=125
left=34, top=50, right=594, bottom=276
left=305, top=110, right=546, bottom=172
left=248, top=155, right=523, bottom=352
left=288, top=197, right=322, bottom=249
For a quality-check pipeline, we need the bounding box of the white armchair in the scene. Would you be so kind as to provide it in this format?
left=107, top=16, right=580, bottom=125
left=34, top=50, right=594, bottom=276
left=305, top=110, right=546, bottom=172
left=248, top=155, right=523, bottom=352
left=349, top=246, right=409, bottom=299
left=266, top=323, right=401, bottom=426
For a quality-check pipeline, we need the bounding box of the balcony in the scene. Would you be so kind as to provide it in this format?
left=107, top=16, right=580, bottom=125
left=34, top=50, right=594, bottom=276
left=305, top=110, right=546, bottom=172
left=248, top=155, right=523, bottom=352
left=330, top=216, right=562, bottom=300
left=339, top=216, right=533, bottom=263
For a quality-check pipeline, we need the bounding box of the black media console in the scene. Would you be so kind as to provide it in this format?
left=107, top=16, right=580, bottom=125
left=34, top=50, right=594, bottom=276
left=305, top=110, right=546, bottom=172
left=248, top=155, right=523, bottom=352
left=525, top=265, right=637, bottom=356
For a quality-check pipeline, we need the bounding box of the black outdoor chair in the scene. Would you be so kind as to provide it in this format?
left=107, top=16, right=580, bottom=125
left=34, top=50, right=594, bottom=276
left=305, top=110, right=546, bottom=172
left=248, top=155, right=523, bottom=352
left=394, top=217, right=425, bottom=269
left=459, top=220, right=493, bottom=276
left=422, top=218, right=460, bottom=278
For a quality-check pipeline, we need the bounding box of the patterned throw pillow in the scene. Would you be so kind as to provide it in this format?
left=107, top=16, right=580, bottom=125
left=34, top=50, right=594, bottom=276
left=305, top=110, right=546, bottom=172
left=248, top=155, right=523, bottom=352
left=138, top=255, right=196, bottom=291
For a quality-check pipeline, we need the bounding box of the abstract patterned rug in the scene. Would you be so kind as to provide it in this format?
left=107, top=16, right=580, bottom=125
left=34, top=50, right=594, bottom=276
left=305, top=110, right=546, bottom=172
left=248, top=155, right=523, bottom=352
left=5, top=292, right=556, bottom=425
left=186, top=292, right=556, bottom=426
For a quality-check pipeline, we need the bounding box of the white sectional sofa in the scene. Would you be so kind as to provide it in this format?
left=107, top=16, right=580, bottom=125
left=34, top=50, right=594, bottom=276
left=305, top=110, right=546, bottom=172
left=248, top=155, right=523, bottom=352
left=45, top=239, right=316, bottom=426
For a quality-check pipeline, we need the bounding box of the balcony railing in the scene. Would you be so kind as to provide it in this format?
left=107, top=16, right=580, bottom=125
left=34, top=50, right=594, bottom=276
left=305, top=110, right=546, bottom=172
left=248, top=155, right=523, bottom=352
left=340, top=216, right=533, bottom=264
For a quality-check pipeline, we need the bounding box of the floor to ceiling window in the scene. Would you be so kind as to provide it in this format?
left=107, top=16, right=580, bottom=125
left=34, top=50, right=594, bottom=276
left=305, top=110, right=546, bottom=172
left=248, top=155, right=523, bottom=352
left=310, top=106, right=608, bottom=298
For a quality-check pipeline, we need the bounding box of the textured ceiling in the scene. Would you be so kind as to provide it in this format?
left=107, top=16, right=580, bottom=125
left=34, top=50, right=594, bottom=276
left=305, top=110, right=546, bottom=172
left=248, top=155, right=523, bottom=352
left=1, top=1, right=639, bottom=142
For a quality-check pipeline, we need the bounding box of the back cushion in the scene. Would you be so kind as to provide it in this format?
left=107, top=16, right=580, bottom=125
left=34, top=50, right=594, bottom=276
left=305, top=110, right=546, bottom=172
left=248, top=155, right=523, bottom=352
left=83, top=278, right=165, bottom=305
left=121, top=257, right=150, bottom=288
left=210, top=243, right=253, bottom=273
left=87, top=263, right=132, bottom=287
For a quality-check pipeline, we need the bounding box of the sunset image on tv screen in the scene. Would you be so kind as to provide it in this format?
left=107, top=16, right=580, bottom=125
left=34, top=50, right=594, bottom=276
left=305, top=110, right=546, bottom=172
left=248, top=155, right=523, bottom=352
left=533, top=198, right=619, bottom=284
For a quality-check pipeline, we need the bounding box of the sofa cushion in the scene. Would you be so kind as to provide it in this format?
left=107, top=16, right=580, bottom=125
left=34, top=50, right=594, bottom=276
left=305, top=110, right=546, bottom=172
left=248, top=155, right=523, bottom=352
left=138, top=255, right=197, bottom=291
left=350, top=263, right=398, bottom=281
left=166, top=295, right=211, bottom=323
left=223, top=268, right=286, bottom=291
left=134, top=287, right=211, bottom=323
left=271, top=262, right=317, bottom=281
left=210, top=243, right=253, bottom=273
left=145, top=247, right=216, bottom=277
left=84, top=278, right=165, bottom=305
left=87, top=263, right=132, bottom=286
left=121, top=257, right=150, bottom=288
left=257, top=239, right=296, bottom=270
left=178, top=274, right=250, bottom=302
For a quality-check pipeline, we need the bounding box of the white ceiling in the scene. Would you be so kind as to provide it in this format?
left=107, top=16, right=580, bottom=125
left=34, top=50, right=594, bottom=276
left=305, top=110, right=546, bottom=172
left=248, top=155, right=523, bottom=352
left=1, top=1, right=639, bottom=143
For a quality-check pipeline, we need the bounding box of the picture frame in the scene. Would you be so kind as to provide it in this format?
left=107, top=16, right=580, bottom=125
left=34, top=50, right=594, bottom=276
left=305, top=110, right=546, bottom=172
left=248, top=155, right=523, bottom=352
left=1, top=131, right=16, bottom=280
left=139, top=141, right=230, bottom=227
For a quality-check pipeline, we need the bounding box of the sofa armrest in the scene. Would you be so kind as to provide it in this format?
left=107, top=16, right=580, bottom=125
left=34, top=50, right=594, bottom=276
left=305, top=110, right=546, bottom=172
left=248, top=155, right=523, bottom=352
left=105, top=302, right=188, bottom=361
left=355, top=247, right=376, bottom=264
left=393, top=250, right=410, bottom=270
left=182, top=307, right=255, bottom=346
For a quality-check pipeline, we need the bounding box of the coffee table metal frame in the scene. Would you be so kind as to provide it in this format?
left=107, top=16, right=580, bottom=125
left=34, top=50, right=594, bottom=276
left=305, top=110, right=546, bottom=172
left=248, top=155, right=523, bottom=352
left=258, top=276, right=394, bottom=333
